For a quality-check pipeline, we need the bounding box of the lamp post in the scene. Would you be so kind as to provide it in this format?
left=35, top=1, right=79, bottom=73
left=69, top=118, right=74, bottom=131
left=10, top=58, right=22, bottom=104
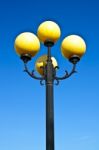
left=14, top=21, right=86, bottom=150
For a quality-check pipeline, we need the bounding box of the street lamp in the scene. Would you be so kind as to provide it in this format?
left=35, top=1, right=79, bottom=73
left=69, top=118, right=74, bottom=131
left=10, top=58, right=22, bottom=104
left=14, top=21, right=86, bottom=150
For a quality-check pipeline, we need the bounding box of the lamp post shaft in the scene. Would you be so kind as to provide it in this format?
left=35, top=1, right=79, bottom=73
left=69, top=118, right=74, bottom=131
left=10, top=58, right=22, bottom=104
left=21, top=43, right=79, bottom=150
left=46, top=82, right=54, bottom=150
left=46, top=47, right=54, bottom=150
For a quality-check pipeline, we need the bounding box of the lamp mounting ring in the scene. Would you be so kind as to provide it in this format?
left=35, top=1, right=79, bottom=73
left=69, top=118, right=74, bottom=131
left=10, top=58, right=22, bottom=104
left=20, top=54, right=31, bottom=63
left=69, top=55, right=80, bottom=64
left=44, top=40, right=54, bottom=47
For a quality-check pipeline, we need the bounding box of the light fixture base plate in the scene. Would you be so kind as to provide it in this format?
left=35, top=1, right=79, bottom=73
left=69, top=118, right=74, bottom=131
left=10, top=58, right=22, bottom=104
left=20, top=54, right=31, bottom=63
left=69, top=55, right=80, bottom=64
left=44, top=40, right=54, bottom=47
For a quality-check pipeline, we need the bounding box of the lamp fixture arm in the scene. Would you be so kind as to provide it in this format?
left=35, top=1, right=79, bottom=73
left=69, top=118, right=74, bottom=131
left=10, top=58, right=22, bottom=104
left=54, top=64, right=77, bottom=80
left=24, top=62, right=45, bottom=80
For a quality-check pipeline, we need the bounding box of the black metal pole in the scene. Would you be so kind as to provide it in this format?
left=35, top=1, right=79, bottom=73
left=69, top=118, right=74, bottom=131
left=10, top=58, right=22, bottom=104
left=21, top=39, right=79, bottom=150
left=46, top=46, right=54, bottom=150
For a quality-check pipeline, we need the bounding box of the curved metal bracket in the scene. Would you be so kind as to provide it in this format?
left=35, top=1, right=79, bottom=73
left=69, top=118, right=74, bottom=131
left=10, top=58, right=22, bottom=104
left=24, top=63, right=45, bottom=81
left=54, top=64, right=77, bottom=80
left=40, top=79, right=45, bottom=86
left=54, top=79, right=60, bottom=85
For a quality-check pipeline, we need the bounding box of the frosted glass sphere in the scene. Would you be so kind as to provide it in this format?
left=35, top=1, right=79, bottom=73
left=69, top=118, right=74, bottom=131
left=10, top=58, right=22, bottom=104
left=15, top=32, right=40, bottom=57
left=37, top=21, right=61, bottom=44
left=61, top=35, right=86, bottom=59
left=35, top=55, right=58, bottom=76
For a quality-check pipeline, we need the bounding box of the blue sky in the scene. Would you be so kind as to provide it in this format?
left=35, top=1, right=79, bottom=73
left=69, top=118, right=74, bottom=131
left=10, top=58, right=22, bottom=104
left=0, top=0, right=99, bottom=150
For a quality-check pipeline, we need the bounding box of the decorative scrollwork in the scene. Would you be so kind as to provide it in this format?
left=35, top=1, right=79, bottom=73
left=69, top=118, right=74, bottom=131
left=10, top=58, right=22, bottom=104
left=40, top=79, right=45, bottom=86
left=23, top=61, right=77, bottom=85
left=24, top=63, right=45, bottom=80
left=54, top=64, right=77, bottom=80
left=54, top=79, right=60, bottom=85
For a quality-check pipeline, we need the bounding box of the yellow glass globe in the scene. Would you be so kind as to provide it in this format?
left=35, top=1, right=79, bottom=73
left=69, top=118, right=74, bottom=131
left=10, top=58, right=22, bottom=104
left=35, top=55, right=58, bottom=76
left=15, top=32, right=40, bottom=57
left=37, top=21, right=61, bottom=43
left=61, top=35, right=86, bottom=59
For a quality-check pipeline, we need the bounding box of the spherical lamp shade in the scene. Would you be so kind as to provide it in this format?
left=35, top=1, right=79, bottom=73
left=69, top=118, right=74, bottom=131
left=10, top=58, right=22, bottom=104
left=37, top=21, right=61, bottom=44
left=14, top=32, right=40, bottom=57
left=61, top=35, right=86, bottom=60
left=35, top=55, right=58, bottom=76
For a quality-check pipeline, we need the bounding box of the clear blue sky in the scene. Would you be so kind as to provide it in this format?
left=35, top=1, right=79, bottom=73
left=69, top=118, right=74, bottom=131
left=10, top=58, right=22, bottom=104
left=0, top=0, right=98, bottom=150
